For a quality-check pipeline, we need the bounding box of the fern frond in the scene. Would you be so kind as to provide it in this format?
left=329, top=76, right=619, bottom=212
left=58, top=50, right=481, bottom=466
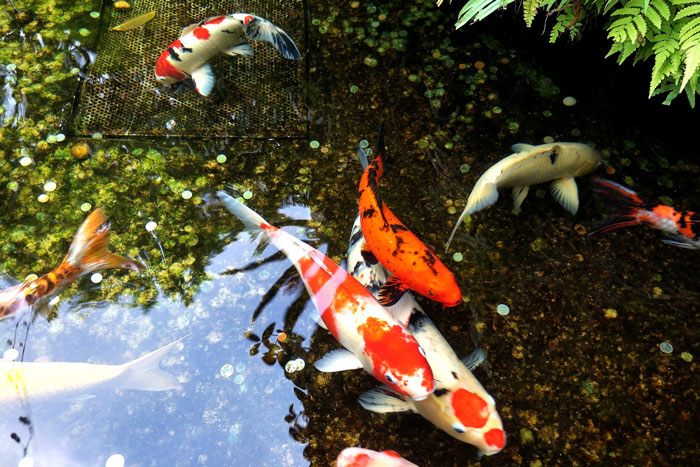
left=523, top=0, right=542, bottom=26
left=455, top=0, right=516, bottom=28
left=675, top=5, right=700, bottom=19
left=651, top=0, right=671, bottom=20
left=680, top=42, right=700, bottom=90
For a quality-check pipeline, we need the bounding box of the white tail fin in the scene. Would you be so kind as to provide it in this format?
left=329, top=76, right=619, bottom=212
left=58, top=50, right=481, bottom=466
left=119, top=336, right=188, bottom=391
left=218, top=191, right=269, bottom=233
left=445, top=182, right=498, bottom=252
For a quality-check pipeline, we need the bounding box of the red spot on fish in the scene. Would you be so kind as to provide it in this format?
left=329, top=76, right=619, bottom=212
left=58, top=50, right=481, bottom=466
left=452, top=388, right=489, bottom=428
left=155, top=51, right=186, bottom=80
left=484, top=428, right=505, bottom=449
left=203, top=16, right=226, bottom=26
left=244, top=15, right=254, bottom=24
left=193, top=27, right=210, bottom=40
left=172, top=39, right=183, bottom=49
left=359, top=317, right=433, bottom=393
left=384, top=450, right=401, bottom=458
left=347, top=453, right=371, bottom=467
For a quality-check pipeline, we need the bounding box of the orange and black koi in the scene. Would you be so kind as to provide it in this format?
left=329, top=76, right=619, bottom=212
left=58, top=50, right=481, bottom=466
left=358, top=125, right=462, bottom=307
left=0, top=208, right=145, bottom=320
left=590, top=178, right=700, bottom=249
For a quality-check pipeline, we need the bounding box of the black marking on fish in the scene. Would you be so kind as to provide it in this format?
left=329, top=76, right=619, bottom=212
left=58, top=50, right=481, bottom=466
left=378, top=278, right=405, bottom=306
left=362, top=208, right=376, bottom=219
left=361, top=248, right=379, bottom=265
left=43, top=277, right=54, bottom=293
left=451, top=371, right=458, bottom=380
left=421, top=249, right=438, bottom=275
left=24, top=293, right=35, bottom=305
left=349, top=228, right=363, bottom=247
left=181, top=46, right=193, bottom=53
left=407, top=309, right=429, bottom=330
left=549, top=148, right=558, bottom=165
left=433, top=388, right=449, bottom=398
left=221, top=29, right=237, bottom=34
left=390, top=223, right=409, bottom=232
left=167, top=47, right=181, bottom=62
left=392, top=236, right=405, bottom=256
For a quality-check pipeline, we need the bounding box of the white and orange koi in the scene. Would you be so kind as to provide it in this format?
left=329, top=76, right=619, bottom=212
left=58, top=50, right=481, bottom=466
left=347, top=216, right=505, bottom=456
left=336, top=447, right=419, bottom=467
left=155, top=13, right=302, bottom=96
left=217, top=191, right=434, bottom=400
left=0, top=208, right=145, bottom=321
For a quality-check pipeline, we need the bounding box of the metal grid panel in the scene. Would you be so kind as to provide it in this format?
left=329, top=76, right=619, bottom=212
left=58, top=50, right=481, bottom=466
left=73, top=1, right=306, bottom=138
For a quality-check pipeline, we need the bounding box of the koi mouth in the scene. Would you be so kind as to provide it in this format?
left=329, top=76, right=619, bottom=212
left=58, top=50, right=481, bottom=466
left=411, top=393, right=430, bottom=401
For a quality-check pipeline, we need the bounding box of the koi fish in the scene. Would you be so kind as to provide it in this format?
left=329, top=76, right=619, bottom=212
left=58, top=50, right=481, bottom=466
left=347, top=215, right=505, bottom=456
left=445, top=142, right=601, bottom=251
left=217, top=191, right=434, bottom=400
left=0, top=337, right=185, bottom=409
left=336, top=447, right=419, bottom=467
left=0, top=208, right=145, bottom=321
left=589, top=178, right=700, bottom=249
left=155, top=13, right=302, bottom=96
left=358, top=125, right=461, bottom=307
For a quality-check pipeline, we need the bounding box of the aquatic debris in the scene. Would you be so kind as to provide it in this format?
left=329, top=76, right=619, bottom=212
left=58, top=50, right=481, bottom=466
left=542, top=136, right=554, bottom=143
left=80, top=202, right=92, bottom=212
left=110, top=11, right=156, bottom=32
left=91, top=272, right=103, bottom=283
left=681, top=352, right=693, bottom=362
left=79, top=28, right=90, bottom=37
left=43, top=181, right=57, bottom=192
left=309, top=140, right=320, bottom=149
left=277, top=332, right=287, bottom=343
left=19, top=156, right=33, bottom=167
left=474, top=61, right=485, bottom=69
left=90, top=11, right=100, bottom=19
left=105, top=453, right=125, bottom=467
left=452, top=252, right=463, bottom=262
left=3, top=348, right=19, bottom=361
left=220, top=364, right=234, bottom=378
left=496, top=304, right=510, bottom=316
left=349, top=85, right=359, bottom=93
left=113, top=1, right=131, bottom=8
left=37, top=194, right=49, bottom=203
left=145, top=221, right=157, bottom=232
left=574, top=224, right=586, bottom=235
left=460, top=163, right=471, bottom=173
left=216, top=154, right=227, bottom=163
left=181, top=190, right=193, bottom=200
left=285, top=358, right=305, bottom=373
left=659, top=342, right=673, bottom=354
left=604, top=308, right=618, bottom=319
left=562, top=96, right=577, bottom=106
left=7, top=181, right=19, bottom=191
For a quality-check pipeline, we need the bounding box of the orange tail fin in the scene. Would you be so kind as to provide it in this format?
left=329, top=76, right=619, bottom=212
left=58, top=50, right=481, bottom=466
left=589, top=178, right=649, bottom=236
left=62, top=208, right=145, bottom=274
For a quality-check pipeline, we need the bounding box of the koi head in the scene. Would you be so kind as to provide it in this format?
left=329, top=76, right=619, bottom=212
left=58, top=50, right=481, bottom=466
left=571, top=143, right=602, bottom=176
left=359, top=317, right=435, bottom=400
left=441, top=387, right=505, bottom=455
left=154, top=42, right=187, bottom=85
left=423, top=274, right=462, bottom=307
left=336, top=448, right=415, bottom=467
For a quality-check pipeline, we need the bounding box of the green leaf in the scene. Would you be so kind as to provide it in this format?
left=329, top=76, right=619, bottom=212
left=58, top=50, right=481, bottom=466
left=675, top=5, right=700, bottom=19
left=633, top=15, right=648, bottom=38
left=680, top=16, right=700, bottom=42
left=651, top=0, right=671, bottom=20
left=523, top=0, right=542, bottom=26
left=645, top=7, right=663, bottom=29
left=681, top=42, right=700, bottom=90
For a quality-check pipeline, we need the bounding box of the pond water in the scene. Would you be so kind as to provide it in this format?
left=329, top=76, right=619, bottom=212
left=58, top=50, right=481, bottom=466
left=1, top=1, right=698, bottom=466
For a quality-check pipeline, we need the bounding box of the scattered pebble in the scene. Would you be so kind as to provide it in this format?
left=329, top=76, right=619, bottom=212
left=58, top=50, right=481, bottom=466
left=574, top=224, right=586, bottom=235
left=90, top=11, right=100, bottom=18
left=113, top=1, right=131, bottom=9
left=349, top=85, right=359, bottom=93
left=604, top=308, right=618, bottom=319
left=3, top=348, right=19, bottom=361
left=543, top=136, right=554, bottom=144
left=459, top=164, right=470, bottom=173
left=243, top=190, right=253, bottom=200
left=92, top=132, right=103, bottom=140
left=277, top=332, right=287, bottom=343
left=220, top=364, right=234, bottom=378
left=562, top=96, right=577, bottom=107
left=37, top=194, right=49, bottom=203
left=284, top=358, right=306, bottom=373
left=55, top=133, right=65, bottom=142
left=91, top=273, right=103, bottom=283
left=681, top=352, right=693, bottom=362
left=166, top=119, right=176, bottom=130
left=659, top=342, right=673, bottom=353
left=43, top=181, right=57, bottom=192
left=105, top=454, right=125, bottom=467
left=145, top=221, right=157, bottom=232
left=80, top=202, right=92, bottom=212
left=79, top=28, right=90, bottom=37
left=309, top=140, right=320, bottom=149
left=71, top=143, right=90, bottom=159
left=216, top=154, right=227, bottom=163
left=542, top=110, right=552, bottom=117
left=6, top=63, right=16, bottom=72
left=181, top=190, right=192, bottom=200
left=474, top=61, right=485, bottom=69
left=359, top=140, right=369, bottom=149
left=496, top=304, right=510, bottom=316
left=19, top=156, right=33, bottom=167
left=452, top=252, right=463, bottom=262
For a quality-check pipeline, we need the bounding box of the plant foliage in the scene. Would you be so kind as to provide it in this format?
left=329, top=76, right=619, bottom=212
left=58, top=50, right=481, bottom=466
left=439, top=0, right=700, bottom=106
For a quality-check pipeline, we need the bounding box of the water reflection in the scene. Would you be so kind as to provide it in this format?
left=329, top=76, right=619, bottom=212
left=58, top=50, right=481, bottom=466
left=0, top=200, right=318, bottom=466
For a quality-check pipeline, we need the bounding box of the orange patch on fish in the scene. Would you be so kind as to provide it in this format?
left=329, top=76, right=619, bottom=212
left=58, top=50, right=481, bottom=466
left=193, top=27, right=210, bottom=40
left=452, top=388, right=488, bottom=428
left=203, top=16, right=226, bottom=26
left=484, top=428, right=506, bottom=449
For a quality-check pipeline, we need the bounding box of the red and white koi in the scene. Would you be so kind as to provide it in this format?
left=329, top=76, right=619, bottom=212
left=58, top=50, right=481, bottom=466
left=155, top=13, right=302, bottom=96
left=336, top=447, right=419, bottom=467
left=0, top=208, right=145, bottom=321
left=217, top=192, right=434, bottom=400
left=358, top=125, right=461, bottom=307
left=348, top=215, right=505, bottom=456
left=590, top=178, right=700, bottom=249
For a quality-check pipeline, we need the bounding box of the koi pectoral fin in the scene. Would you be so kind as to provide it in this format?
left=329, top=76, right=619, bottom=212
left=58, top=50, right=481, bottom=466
left=378, top=277, right=408, bottom=307
left=314, top=349, right=363, bottom=372
left=191, top=63, right=215, bottom=96
left=550, top=177, right=579, bottom=214
left=511, top=186, right=529, bottom=212
left=223, top=43, right=253, bottom=57
left=358, top=387, right=414, bottom=414
left=461, top=348, right=485, bottom=371
left=660, top=236, right=700, bottom=250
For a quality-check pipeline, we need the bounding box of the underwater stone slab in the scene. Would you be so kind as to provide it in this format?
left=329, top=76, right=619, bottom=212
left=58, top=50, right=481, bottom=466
left=72, top=0, right=306, bottom=138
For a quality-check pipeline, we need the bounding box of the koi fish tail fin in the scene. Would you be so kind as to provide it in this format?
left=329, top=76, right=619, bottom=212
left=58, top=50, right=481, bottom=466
left=63, top=208, right=145, bottom=274
left=589, top=178, right=647, bottom=236
left=445, top=182, right=498, bottom=252
left=217, top=191, right=273, bottom=248
left=119, top=335, right=188, bottom=391
left=374, top=122, right=394, bottom=177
